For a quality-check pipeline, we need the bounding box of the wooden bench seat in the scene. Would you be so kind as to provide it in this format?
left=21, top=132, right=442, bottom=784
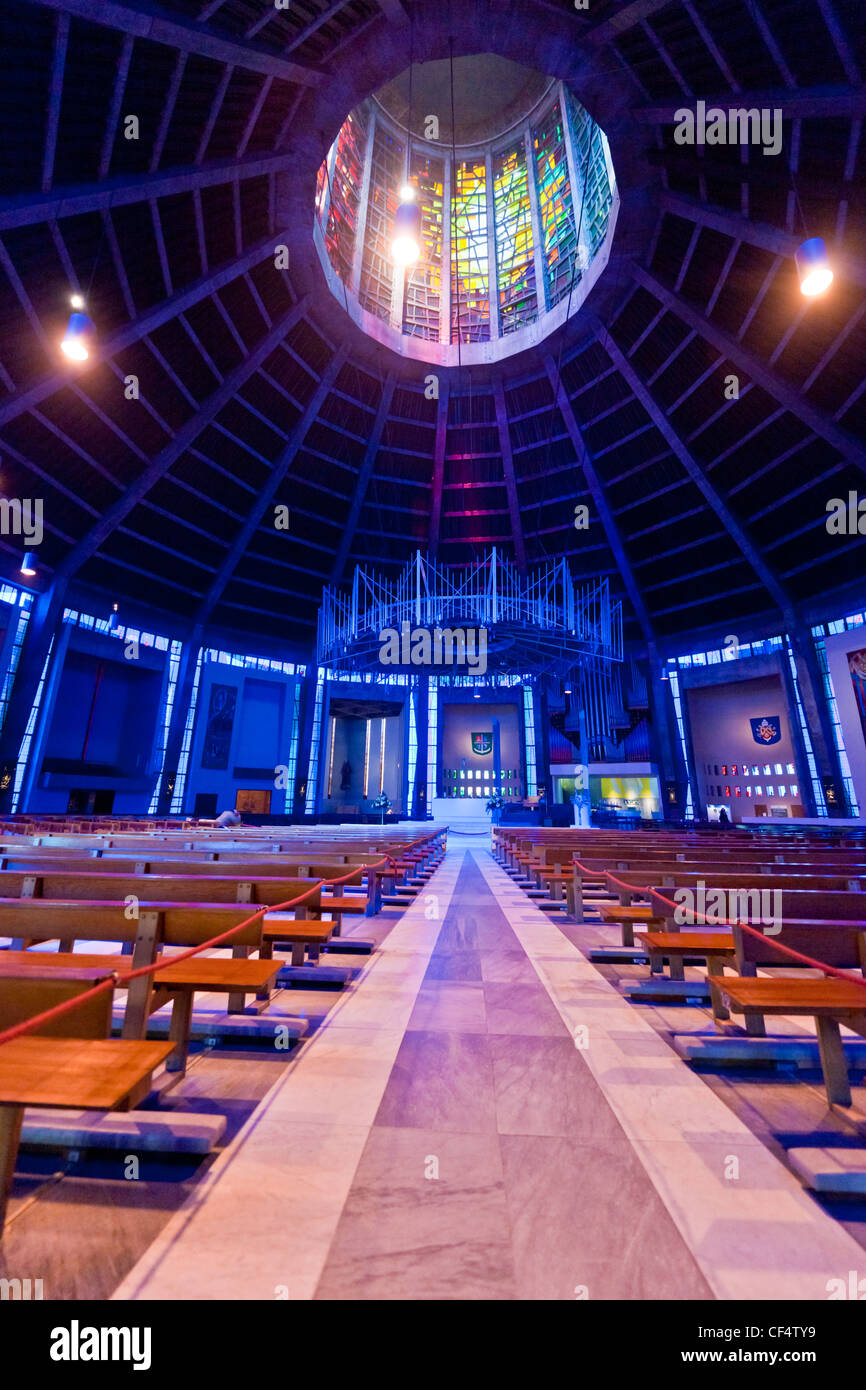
left=0, top=869, right=331, bottom=908
left=718, top=975, right=866, bottom=1105
left=596, top=901, right=664, bottom=945
left=0, top=948, right=283, bottom=1073
left=635, top=931, right=737, bottom=1013
left=0, top=1035, right=173, bottom=1233
left=0, top=896, right=315, bottom=1073
left=0, top=856, right=393, bottom=914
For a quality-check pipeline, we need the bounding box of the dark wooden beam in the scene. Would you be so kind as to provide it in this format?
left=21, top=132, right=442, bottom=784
left=428, top=378, right=450, bottom=559
left=631, top=262, right=866, bottom=478
left=493, top=376, right=526, bottom=574
left=196, top=344, right=349, bottom=622
left=658, top=189, right=866, bottom=288
left=32, top=0, right=322, bottom=84
left=329, top=374, right=396, bottom=585
left=55, top=296, right=310, bottom=581
left=545, top=355, right=654, bottom=644
left=634, top=84, right=866, bottom=123
left=0, top=232, right=290, bottom=427
left=590, top=314, right=794, bottom=622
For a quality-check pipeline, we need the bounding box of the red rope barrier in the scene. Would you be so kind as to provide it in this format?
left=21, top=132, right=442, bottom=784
left=572, top=857, right=866, bottom=991
left=0, top=830, right=444, bottom=1047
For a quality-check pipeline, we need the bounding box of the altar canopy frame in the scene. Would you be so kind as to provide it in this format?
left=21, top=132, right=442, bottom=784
left=317, top=548, right=623, bottom=683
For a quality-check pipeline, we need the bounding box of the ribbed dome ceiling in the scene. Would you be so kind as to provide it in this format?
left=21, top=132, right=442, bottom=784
left=0, top=0, right=863, bottom=658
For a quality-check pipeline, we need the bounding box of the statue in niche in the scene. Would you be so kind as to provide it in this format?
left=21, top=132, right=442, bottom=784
left=340, top=759, right=353, bottom=791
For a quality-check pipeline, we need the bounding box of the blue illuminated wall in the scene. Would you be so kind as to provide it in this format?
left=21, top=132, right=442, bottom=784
left=23, top=623, right=167, bottom=813
left=185, top=661, right=301, bottom=815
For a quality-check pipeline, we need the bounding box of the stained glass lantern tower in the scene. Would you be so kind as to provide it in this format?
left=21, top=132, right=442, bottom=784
left=314, top=78, right=618, bottom=366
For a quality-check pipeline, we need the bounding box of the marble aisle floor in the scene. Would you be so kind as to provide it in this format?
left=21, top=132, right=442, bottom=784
left=315, top=853, right=713, bottom=1300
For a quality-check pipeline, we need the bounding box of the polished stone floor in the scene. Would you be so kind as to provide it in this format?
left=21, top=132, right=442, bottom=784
left=314, top=854, right=712, bottom=1300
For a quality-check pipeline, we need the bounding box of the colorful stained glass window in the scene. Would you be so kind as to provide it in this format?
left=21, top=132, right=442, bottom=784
left=403, top=152, right=445, bottom=341
left=322, top=109, right=367, bottom=288
left=314, top=85, right=617, bottom=352
left=359, top=122, right=405, bottom=323
left=315, top=160, right=328, bottom=221
left=451, top=159, right=490, bottom=343
left=532, top=100, right=578, bottom=310
left=493, top=143, right=537, bottom=335
left=566, top=90, right=615, bottom=258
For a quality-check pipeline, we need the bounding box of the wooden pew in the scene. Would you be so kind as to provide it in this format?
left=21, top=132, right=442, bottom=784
left=1, top=833, right=445, bottom=907
left=0, top=968, right=173, bottom=1233
left=716, top=976, right=866, bottom=1104
left=646, top=884, right=866, bottom=1036
left=603, top=870, right=862, bottom=949
left=0, top=897, right=317, bottom=1073
left=0, top=866, right=377, bottom=959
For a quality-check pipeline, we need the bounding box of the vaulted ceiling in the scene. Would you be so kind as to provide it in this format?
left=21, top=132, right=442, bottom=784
left=0, top=0, right=864, bottom=655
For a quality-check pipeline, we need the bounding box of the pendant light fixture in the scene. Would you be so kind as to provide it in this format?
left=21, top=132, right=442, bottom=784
left=795, top=236, right=834, bottom=297
left=391, top=27, right=421, bottom=267
left=790, top=171, right=834, bottom=298
left=60, top=222, right=106, bottom=361
left=61, top=294, right=96, bottom=360
left=392, top=189, right=422, bottom=267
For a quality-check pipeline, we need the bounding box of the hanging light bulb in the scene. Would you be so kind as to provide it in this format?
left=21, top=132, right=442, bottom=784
left=392, top=188, right=421, bottom=267
left=20, top=552, right=37, bottom=578
left=796, top=237, right=834, bottom=297
left=108, top=602, right=119, bottom=632
left=61, top=303, right=96, bottom=361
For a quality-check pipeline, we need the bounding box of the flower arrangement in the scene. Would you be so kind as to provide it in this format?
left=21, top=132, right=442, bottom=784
left=370, top=791, right=391, bottom=823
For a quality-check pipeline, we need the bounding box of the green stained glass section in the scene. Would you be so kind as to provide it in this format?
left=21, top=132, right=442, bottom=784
left=451, top=159, right=490, bottom=343
left=403, top=152, right=445, bottom=341
left=566, top=90, right=615, bottom=258
left=493, top=143, right=537, bottom=335
left=532, top=99, right=578, bottom=310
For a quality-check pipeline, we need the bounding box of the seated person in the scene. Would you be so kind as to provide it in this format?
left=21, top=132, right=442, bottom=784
left=183, top=808, right=243, bottom=829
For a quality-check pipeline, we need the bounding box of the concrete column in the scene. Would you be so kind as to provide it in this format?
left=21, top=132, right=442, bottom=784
left=485, top=149, right=500, bottom=339
left=535, top=685, right=551, bottom=805
left=648, top=644, right=691, bottom=822
left=524, top=128, right=547, bottom=314
left=0, top=578, right=68, bottom=813
left=440, top=154, right=451, bottom=345
left=297, top=666, right=321, bottom=817
left=788, top=625, right=848, bottom=816
left=18, top=619, right=72, bottom=812
left=155, top=625, right=203, bottom=816
left=413, top=675, right=429, bottom=818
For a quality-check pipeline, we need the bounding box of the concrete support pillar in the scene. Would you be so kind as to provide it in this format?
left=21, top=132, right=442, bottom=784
left=536, top=685, right=551, bottom=808
left=296, top=666, right=320, bottom=816
left=155, top=625, right=203, bottom=816
left=0, top=579, right=68, bottom=813
left=647, top=644, right=690, bottom=821
left=788, top=625, right=848, bottom=816
left=413, top=675, right=429, bottom=819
